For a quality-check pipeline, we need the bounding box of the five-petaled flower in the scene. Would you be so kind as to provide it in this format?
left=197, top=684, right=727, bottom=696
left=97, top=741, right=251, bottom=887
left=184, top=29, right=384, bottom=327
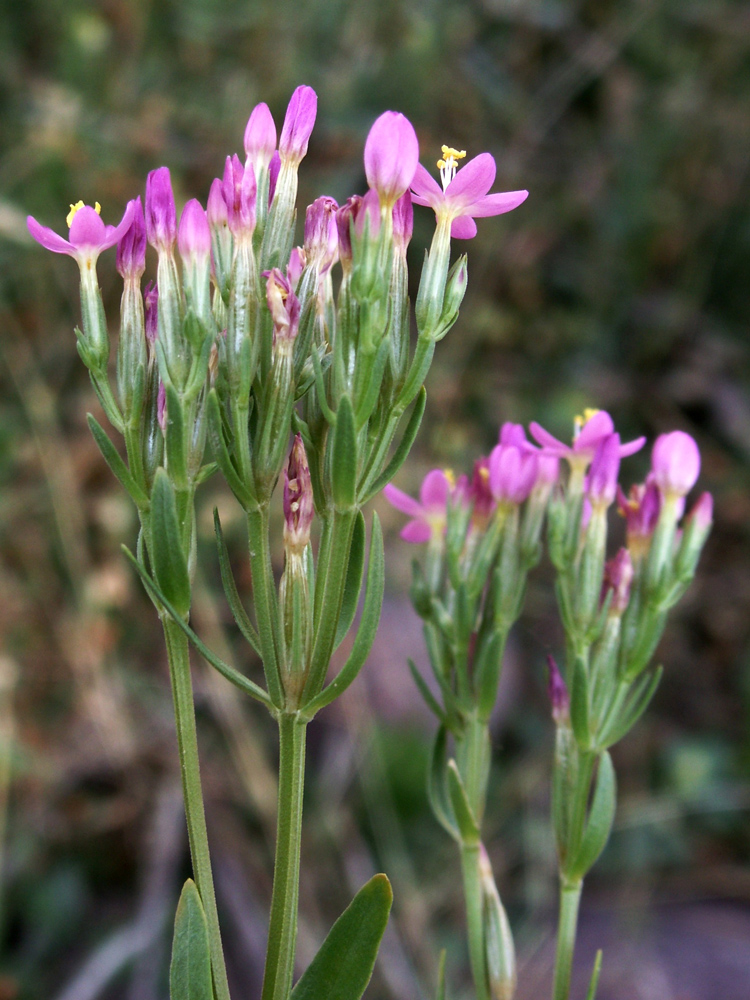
left=27, top=200, right=135, bottom=270
left=384, top=469, right=459, bottom=543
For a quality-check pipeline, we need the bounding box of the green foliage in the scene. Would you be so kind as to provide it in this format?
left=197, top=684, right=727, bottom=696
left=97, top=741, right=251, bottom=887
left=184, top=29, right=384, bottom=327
left=170, top=880, right=214, bottom=1000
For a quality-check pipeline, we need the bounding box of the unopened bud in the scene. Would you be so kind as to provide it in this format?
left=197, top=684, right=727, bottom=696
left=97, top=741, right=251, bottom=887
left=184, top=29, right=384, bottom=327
left=279, top=85, right=318, bottom=165
left=284, top=435, right=314, bottom=551
left=601, top=547, right=633, bottom=614
left=479, top=845, right=517, bottom=1000
left=222, top=154, right=257, bottom=237
left=586, top=434, right=620, bottom=509
left=244, top=102, right=277, bottom=173
left=651, top=430, right=701, bottom=499
left=393, top=190, right=413, bottom=253
left=144, top=281, right=158, bottom=345
left=304, top=196, right=339, bottom=274
left=335, top=195, right=363, bottom=269
left=675, top=491, right=713, bottom=581
left=145, top=166, right=176, bottom=250
left=432, top=253, right=468, bottom=341
left=116, top=196, right=146, bottom=279
left=265, top=268, right=300, bottom=343
left=547, top=655, right=570, bottom=726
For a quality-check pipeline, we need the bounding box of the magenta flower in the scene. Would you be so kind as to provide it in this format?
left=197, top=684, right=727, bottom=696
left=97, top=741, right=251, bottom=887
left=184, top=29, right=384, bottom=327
left=264, top=268, right=301, bottom=343
left=617, top=476, right=661, bottom=541
left=116, top=197, right=146, bottom=279
left=145, top=167, right=177, bottom=250
left=687, top=491, right=713, bottom=531
left=384, top=469, right=456, bottom=543
left=287, top=247, right=306, bottom=288
left=586, top=434, right=620, bottom=508
left=268, top=151, right=281, bottom=203
left=469, top=456, right=495, bottom=524
left=207, top=178, right=228, bottom=230
left=530, top=410, right=645, bottom=469
left=393, top=191, right=413, bottom=252
left=244, top=102, right=277, bottom=173
left=279, top=85, right=318, bottom=165
left=354, top=189, right=381, bottom=240
left=410, top=150, right=528, bottom=239
left=144, top=281, right=158, bottom=343
left=499, top=422, right=528, bottom=449
left=335, top=195, right=363, bottom=265
left=651, top=431, right=701, bottom=498
left=178, top=199, right=211, bottom=262
left=222, top=154, right=257, bottom=236
left=546, top=655, right=570, bottom=726
left=284, top=434, right=314, bottom=551
left=364, top=111, right=420, bottom=208
left=488, top=441, right=538, bottom=505
left=602, top=548, right=634, bottom=614
left=304, top=196, right=339, bottom=274
left=27, top=200, right=135, bottom=268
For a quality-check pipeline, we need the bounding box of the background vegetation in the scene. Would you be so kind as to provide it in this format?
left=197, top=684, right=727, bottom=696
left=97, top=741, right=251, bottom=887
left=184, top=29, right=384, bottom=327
left=0, top=0, right=749, bottom=997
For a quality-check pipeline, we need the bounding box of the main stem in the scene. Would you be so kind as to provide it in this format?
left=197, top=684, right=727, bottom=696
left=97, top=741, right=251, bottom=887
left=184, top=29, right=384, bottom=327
left=460, top=843, right=489, bottom=1000
left=552, top=878, right=582, bottom=1000
left=262, top=712, right=308, bottom=1000
left=163, top=618, right=231, bottom=1000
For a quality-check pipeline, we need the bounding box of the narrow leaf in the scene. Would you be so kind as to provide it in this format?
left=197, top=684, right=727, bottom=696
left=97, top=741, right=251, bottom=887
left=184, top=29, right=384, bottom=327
left=436, top=949, right=447, bottom=1000
left=169, top=879, right=213, bottom=1000
left=87, top=414, right=148, bottom=508
left=151, top=468, right=191, bottom=617
left=427, top=726, right=459, bottom=840
left=570, top=751, right=617, bottom=878
left=334, top=510, right=366, bottom=651
left=290, top=874, right=393, bottom=1000
left=331, top=395, right=357, bottom=509
left=213, top=509, right=261, bottom=655
left=408, top=659, right=447, bottom=724
left=206, top=389, right=255, bottom=508
left=570, top=656, right=591, bottom=750
left=361, top=387, right=427, bottom=502
left=164, top=382, right=187, bottom=487
left=447, top=760, right=480, bottom=845
left=585, top=950, right=603, bottom=1000
left=476, top=633, right=504, bottom=723
left=605, top=666, right=663, bottom=748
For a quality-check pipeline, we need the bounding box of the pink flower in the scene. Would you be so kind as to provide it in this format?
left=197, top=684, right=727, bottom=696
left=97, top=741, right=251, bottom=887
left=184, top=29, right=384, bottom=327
left=651, top=431, right=701, bottom=498
left=207, top=178, right=228, bottom=230
left=393, top=191, right=413, bottom=252
left=116, top=197, right=146, bottom=278
left=384, top=469, right=456, bottom=543
left=264, top=268, right=300, bottom=343
left=144, top=281, right=158, bottom=343
left=410, top=150, right=528, bottom=239
left=602, top=548, right=633, bottom=614
left=335, top=194, right=362, bottom=265
left=488, top=441, right=538, bottom=504
left=304, top=196, right=339, bottom=274
left=222, top=154, right=257, bottom=236
left=546, top=655, right=570, bottom=726
left=178, top=199, right=211, bottom=261
left=530, top=410, right=645, bottom=468
left=244, top=102, right=277, bottom=173
left=284, top=434, right=314, bottom=551
left=279, top=85, right=318, bottom=165
left=469, top=456, right=495, bottom=524
left=27, top=200, right=135, bottom=267
left=145, top=167, right=177, bottom=250
left=617, top=476, right=661, bottom=540
left=687, top=491, right=713, bottom=531
left=364, top=111, right=420, bottom=208
left=585, top=434, right=620, bottom=508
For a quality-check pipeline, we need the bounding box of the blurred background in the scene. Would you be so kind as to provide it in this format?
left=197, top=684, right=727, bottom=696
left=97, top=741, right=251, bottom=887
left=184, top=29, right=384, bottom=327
left=1, top=0, right=749, bottom=997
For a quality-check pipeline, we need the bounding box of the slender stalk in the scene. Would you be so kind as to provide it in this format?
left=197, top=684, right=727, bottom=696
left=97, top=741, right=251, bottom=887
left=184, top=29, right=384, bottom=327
left=552, top=878, right=582, bottom=1000
left=262, top=713, right=308, bottom=1000
left=460, top=843, right=490, bottom=1000
left=247, top=504, right=284, bottom=707
left=163, top=617, right=231, bottom=1000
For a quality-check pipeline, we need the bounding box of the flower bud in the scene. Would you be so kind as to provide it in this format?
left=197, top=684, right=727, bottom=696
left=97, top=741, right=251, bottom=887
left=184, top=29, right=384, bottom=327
left=618, top=475, right=661, bottom=560
left=265, top=267, right=300, bottom=343
left=586, top=433, right=620, bottom=508
left=479, top=845, right=517, bottom=1000
left=304, top=196, right=339, bottom=274
left=432, top=253, right=468, bottom=341
left=651, top=431, right=701, bottom=498
left=469, top=456, right=495, bottom=526
left=363, top=111, right=420, bottom=208
left=116, top=196, right=146, bottom=279
left=499, top=422, right=527, bottom=448
left=144, top=281, right=159, bottom=345
left=279, top=85, right=318, bottom=165
left=287, top=247, right=306, bottom=288
left=546, top=655, right=570, bottom=726
left=601, top=547, right=633, bottom=615
left=392, top=190, right=413, bottom=253
left=335, top=195, right=363, bottom=269
left=178, top=199, right=211, bottom=262
left=675, top=491, right=713, bottom=582
left=354, top=188, right=381, bottom=240
left=284, top=435, right=314, bottom=551
left=145, top=166, right=176, bottom=250
left=222, top=154, right=257, bottom=237
left=489, top=442, right=538, bottom=505
left=244, top=102, right=277, bottom=173
left=268, top=150, right=281, bottom=204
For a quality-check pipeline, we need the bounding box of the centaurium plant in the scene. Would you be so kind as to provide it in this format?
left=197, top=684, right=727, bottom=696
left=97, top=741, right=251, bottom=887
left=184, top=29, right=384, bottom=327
left=27, top=86, right=528, bottom=1000
left=387, top=410, right=711, bottom=1000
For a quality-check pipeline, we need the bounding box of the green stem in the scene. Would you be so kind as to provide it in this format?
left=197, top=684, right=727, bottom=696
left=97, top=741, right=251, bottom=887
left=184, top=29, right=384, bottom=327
left=262, top=713, right=308, bottom=1000
left=163, top=617, right=231, bottom=1000
left=460, top=843, right=490, bottom=1000
left=552, top=878, right=583, bottom=1000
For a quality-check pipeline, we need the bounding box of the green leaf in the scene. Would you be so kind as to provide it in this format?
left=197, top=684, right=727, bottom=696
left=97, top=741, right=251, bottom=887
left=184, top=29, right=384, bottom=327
left=169, top=879, right=213, bottom=1000
left=302, top=514, right=384, bottom=717
left=570, top=656, right=591, bottom=750
left=601, top=667, right=663, bottom=748
left=408, top=659, right=447, bottom=724
left=164, top=382, right=187, bottom=488
left=570, top=751, right=617, bottom=878
left=427, top=726, right=459, bottom=840
left=476, top=633, right=504, bottom=723
left=436, top=949, right=447, bottom=1000
left=87, top=414, right=148, bottom=507
left=213, top=509, right=261, bottom=655
left=334, top=510, right=366, bottom=651
left=361, top=387, right=426, bottom=502
left=122, top=546, right=274, bottom=710
left=291, top=874, right=393, bottom=1000
left=331, top=395, right=357, bottom=509
left=206, top=389, right=255, bottom=508
left=447, top=760, right=480, bottom=845
left=151, top=469, right=191, bottom=617
left=585, top=950, right=603, bottom=1000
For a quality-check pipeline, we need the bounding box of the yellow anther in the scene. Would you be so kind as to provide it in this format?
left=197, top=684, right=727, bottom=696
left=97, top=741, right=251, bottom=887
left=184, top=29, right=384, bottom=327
left=437, top=145, right=468, bottom=190
left=573, top=407, right=600, bottom=435
left=479, top=465, right=489, bottom=481
left=443, top=468, right=456, bottom=489
left=66, top=200, right=101, bottom=227
left=441, top=145, right=466, bottom=160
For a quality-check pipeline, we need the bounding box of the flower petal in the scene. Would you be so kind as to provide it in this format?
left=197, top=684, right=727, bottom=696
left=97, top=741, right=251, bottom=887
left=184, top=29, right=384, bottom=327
left=98, top=200, right=137, bottom=252
left=409, top=163, right=443, bottom=209
left=401, top=519, right=432, bottom=544
left=383, top=483, right=424, bottom=518
left=450, top=215, right=477, bottom=239
left=445, top=152, right=496, bottom=209
left=467, top=189, right=529, bottom=217
left=420, top=469, right=450, bottom=509
left=68, top=206, right=107, bottom=250
left=619, top=436, right=647, bottom=458
left=26, top=216, right=74, bottom=255
left=576, top=411, right=614, bottom=452
left=529, top=421, right=569, bottom=455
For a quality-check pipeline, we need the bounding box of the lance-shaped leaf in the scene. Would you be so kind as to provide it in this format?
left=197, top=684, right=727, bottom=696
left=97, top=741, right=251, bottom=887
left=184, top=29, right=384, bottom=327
left=334, top=511, right=366, bottom=651
left=436, top=949, right=447, bottom=1000
left=87, top=414, right=149, bottom=508
left=569, top=751, right=617, bottom=879
left=151, top=468, right=191, bottom=617
left=354, top=336, right=391, bottom=430
left=585, top=950, right=603, bottom=1000
left=213, top=509, right=261, bottom=655
left=206, top=389, right=256, bottom=509
left=331, top=395, right=357, bottom=509
left=476, top=633, right=505, bottom=723
left=428, top=726, right=460, bottom=840
left=447, top=759, right=480, bottom=845
left=361, top=387, right=426, bottom=502
left=290, top=874, right=392, bottom=1000
left=600, top=666, right=663, bottom=749
left=302, top=514, right=384, bottom=717
left=569, top=656, right=591, bottom=750
left=123, top=546, right=274, bottom=710
left=409, top=658, right=447, bottom=724
left=169, top=879, right=213, bottom=1000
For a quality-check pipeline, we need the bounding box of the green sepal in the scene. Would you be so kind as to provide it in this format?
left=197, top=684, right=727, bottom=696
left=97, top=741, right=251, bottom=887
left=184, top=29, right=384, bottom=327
left=310, top=343, right=337, bottom=426
left=334, top=510, right=366, bottom=651
left=290, top=874, right=393, bottom=1000
left=409, top=559, right=433, bottom=619
left=354, top=335, right=391, bottom=430
left=302, top=514, right=384, bottom=717
left=409, top=658, right=447, bottom=724
left=164, top=382, right=187, bottom=488
left=570, top=656, right=591, bottom=750
left=206, top=389, right=256, bottom=508
left=213, top=509, right=261, bottom=655
left=360, top=387, right=426, bottom=503
left=476, top=633, right=505, bottom=723
left=150, top=469, right=191, bottom=617
left=569, top=751, right=616, bottom=879
left=600, top=666, right=663, bottom=749
left=123, top=546, right=274, bottom=711
left=447, top=759, right=480, bottom=845
left=585, top=950, right=603, bottom=1000
left=87, top=414, right=148, bottom=508
left=427, top=726, right=460, bottom=841
left=331, top=395, right=357, bottom=510
left=169, top=879, right=213, bottom=1000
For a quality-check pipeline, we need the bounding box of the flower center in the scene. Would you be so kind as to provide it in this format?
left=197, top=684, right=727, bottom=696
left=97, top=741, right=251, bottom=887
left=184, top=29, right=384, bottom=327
left=436, top=145, right=466, bottom=191
left=443, top=468, right=456, bottom=490
left=67, top=201, right=101, bottom=227
left=573, top=407, right=600, bottom=439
